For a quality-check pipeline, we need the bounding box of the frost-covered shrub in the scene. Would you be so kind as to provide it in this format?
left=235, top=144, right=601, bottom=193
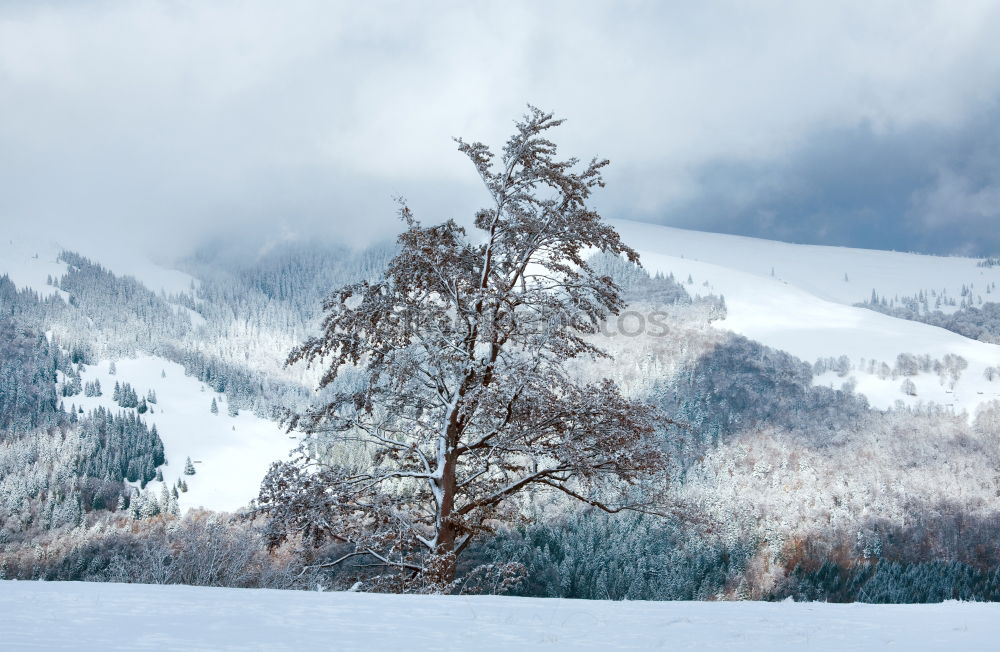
left=0, top=511, right=309, bottom=589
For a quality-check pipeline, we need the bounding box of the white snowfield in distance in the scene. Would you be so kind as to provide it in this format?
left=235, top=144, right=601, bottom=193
left=612, top=220, right=1000, bottom=414
left=2, top=227, right=198, bottom=298
left=73, top=357, right=293, bottom=513
left=1, top=580, right=998, bottom=652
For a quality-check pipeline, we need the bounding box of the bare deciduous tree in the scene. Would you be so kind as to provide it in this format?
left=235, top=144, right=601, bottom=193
left=257, top=107, right=669, bottom=591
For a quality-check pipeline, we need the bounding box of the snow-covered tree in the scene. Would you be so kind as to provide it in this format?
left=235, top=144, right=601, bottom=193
left=258, top=108, right=668, bottom=590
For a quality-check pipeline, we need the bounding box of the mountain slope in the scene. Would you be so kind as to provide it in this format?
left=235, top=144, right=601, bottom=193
left=70, top=356, right=291, bottom=512
left=4, top=222, right=1000, bottom=514
left=613, top=220, right=1000, bottom=413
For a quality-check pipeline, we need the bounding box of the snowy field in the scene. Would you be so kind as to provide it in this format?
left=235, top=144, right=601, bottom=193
left=73, top=356, right=293, bottom=513
left=613, top=220, right=1000, bottom=414
left=0, top=581, right=998, bottom=651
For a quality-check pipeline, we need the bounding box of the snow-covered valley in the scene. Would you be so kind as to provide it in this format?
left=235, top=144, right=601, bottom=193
left=5, top=222, right=1000, bottom=514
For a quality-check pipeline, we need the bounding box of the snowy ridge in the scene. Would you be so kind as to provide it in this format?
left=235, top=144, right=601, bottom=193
left=612, top=220, right=1000, bottom=413
left=2, top=229, right=199, bottom=302
left=1, top=233, right=70, bottom=300
left=612, top=220, right=1000, bottom=307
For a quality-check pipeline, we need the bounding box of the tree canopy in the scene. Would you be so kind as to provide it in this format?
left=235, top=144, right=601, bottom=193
left=258, top=107, right=669, bottom=591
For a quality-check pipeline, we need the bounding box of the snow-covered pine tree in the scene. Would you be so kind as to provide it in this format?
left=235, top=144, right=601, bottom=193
left=159, top=484, right=170, bottom=513
left=210, top=398, right=218, bottom=415
left=258, top=107, right=669, bottom=590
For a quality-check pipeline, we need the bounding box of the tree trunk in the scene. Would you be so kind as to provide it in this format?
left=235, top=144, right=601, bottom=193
left=435, top=448, right=459, bottom=582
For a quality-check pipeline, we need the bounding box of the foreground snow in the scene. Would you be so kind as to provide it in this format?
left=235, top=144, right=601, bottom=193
left=1, top=581, right=998, bottom=651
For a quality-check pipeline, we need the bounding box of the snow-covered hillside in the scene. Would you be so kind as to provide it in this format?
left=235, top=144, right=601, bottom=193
left=612, top=220, right=1000, bottom=308
left=613, top=220, right=1000, bottom=413
left=2, top=230, right=198, bottom=298
left=1, top=580, right=998, bottom=651
left=72, top=357, right=292, bottom=512
left=7, top=221, right=1000, bottom=510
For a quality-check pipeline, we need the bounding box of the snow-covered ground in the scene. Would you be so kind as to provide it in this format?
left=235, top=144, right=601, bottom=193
left=1, top=232, right=71, bottom=300
left=613, top=220, right=1000, bottom=413
left=612, top=220, right=1000, bottom=308
left=73, top=356, right=293, bottom=513
left=1, top=228, right=198, bottom=298
left=1, top=581, right=997, bottom=651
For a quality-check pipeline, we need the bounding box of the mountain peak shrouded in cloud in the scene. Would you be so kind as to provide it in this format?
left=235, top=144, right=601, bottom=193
left=3, top=1, right=1000, bottom=258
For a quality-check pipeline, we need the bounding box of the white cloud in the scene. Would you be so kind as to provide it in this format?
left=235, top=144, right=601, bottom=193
left=2, top=1, right=1000, bottom=255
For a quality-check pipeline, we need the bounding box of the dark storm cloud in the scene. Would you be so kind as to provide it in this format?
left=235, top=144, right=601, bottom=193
left=3, top=2, right=1000, bottom=258
left=652, top=105, right=1000, bottom=256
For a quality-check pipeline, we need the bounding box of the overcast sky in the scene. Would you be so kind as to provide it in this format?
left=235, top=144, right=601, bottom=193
left=3, top=1, right=1000, bottom=257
